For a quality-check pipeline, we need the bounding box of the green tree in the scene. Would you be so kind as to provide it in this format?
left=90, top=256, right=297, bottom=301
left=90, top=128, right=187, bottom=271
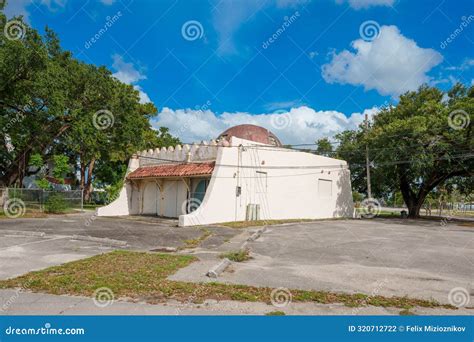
left=315, top=138, right=333, bottom=157
left=0, top=17, right=180, bottom=199
left=337, top=84, right=473, bottom=217
left=0, top=18, right=71, bottom=186
left=52, top=155, right=69, bottom=182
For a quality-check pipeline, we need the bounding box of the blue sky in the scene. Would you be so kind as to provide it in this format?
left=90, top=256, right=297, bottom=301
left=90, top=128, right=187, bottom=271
left=4, top=0, right=474, bottom=144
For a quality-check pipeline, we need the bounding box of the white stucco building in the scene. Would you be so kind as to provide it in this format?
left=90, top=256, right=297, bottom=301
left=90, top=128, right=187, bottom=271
left=97, top=124, right=354, bottom=226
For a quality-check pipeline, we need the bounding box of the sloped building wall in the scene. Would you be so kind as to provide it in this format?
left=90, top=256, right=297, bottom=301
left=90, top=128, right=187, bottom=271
left=179, top=137, right=354, bottom=226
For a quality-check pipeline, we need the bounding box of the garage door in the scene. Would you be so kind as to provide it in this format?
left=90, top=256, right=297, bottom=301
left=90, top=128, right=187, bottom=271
left=163, top=181, right=178, bottom=217
left=142, top=181, right=158, bottom=215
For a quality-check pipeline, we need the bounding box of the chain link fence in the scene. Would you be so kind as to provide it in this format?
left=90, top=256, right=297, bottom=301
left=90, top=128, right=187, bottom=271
left=1, top=188, right=84, bottom=214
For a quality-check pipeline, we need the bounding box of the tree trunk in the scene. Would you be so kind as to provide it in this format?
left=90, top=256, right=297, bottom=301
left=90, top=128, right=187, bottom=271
left=398, top=168, right=464, bottom=218
left=0, top=124, right=70, bottom=186
left=79, top=161, right=85, bottom=191
left=407, top=197, right=426, bottom=218
left=83, top=158, right=95, bottom=202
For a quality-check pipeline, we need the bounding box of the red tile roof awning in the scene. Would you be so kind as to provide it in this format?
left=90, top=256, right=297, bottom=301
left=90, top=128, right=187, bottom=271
left=127, top=162, right=215, bottom=179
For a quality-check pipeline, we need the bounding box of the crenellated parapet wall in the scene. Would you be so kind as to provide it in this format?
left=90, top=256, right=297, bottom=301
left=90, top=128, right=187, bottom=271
left=137, top=139, right=229, bottom=167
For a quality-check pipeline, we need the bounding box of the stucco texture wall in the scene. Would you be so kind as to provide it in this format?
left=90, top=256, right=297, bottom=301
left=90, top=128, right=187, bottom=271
left=179, top=137, right=354, bottom=226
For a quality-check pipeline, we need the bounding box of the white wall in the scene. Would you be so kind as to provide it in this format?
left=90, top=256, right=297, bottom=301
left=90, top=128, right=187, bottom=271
left=98, top=137, right=354, bottom=224
left=179, top=137, right=354, bottom=226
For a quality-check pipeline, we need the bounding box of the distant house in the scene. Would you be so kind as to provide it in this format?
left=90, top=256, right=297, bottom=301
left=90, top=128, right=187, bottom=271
left=22, top=164, right=75, bottom=191
left=97, top=124, right=354, bottom=226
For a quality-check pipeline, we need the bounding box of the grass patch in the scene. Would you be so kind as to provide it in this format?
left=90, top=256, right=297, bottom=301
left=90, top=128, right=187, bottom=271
left=220, top=219, right=317, bottom=229
left=220, top=249, right=252, bottom=262
left=0, top=209, right=48, bottom=219
left=266, top=311, right=286, bottom=316
left=178, top=229, right=212, bottom=250
left=0, top=251, right=456, bottom=310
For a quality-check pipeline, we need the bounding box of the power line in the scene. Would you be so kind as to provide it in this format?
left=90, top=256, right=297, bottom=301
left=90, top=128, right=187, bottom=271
left=135, top=152, right=473, bottom=169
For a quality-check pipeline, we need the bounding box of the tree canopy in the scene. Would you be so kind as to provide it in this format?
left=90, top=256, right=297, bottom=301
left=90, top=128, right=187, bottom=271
left=315, top=137, right=333, bottom=157
left=0, top=15, right=179, bottom=199
left=336, top=84, right=473, bottom=217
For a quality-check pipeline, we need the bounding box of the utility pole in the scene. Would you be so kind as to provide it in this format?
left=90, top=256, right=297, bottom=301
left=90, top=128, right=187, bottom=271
left=365, top=112, right=372, bottom=199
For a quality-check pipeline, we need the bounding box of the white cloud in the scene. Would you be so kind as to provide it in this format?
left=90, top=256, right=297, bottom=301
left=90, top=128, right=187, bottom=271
left=111, top=54, right=151, bottom=104
left=336, top=0, right=395, bottom=9
left=211, top=0, right=264, bottom=55
left=134, top=85, right=151, bottom=104
left=211, top=0, right=306, bottom=55
left=445, top=58, right=474, bottom=71
left=3, top=0, right=32, bottom=21
left=3, top=0, right=66, bottom=22
left=322, top=25, right=443, bottom=96
left=111, top=54, right=146, bottom=84
left=264, top=100, right=305, bottom=111
left=152, top=106, right=379, bottom=144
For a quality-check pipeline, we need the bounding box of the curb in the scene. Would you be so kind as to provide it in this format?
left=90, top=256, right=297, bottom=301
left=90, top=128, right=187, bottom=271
left=150, top=246, right=178, bottom=253
left=1, top=230, right=46, bottom=237
left=71, top=235, right=128, bottom=247
left=239, top=241, right=249, bottom=251
left=206, top=258, right=231, bottom=279
left=247, top=227, right=267, bottom=242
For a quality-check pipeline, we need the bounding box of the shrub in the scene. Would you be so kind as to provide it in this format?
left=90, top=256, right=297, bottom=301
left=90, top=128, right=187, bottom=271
left=220, top=249, right=252, bottom=262
left=44, top=194, right=68, bottom=213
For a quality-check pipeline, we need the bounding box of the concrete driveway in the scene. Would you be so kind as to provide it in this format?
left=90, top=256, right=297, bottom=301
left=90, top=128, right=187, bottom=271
left=0, top=230, right=118, bottom=280
left=172, top=218, right=474, bottom=305
left=0, top=213, right=240, bottom=280
left=0, top=213, right=239, bottom=250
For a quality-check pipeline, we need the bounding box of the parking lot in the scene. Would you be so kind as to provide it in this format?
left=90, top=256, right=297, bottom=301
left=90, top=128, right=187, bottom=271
left=0, top=213, right=239, bottom=280
left=172, top=218, right=474, bottom=305
left=0, top=230, right=118, bottom=280
left=1, top=214, right=473, bottom=306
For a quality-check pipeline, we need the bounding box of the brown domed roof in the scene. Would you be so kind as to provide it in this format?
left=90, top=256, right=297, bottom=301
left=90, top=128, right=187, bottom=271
left=217, top=124, right=282, bottom=146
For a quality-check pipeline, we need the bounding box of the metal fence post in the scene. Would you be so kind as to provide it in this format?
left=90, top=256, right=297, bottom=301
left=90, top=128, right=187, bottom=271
left=81, top=189, right=84, bottom=212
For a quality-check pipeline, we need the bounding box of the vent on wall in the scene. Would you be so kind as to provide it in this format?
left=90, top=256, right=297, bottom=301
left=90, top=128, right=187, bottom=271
left=318, top=179, right=333, bottom=197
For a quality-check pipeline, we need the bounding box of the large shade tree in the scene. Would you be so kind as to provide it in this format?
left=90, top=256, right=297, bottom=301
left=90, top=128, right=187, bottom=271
left=0, top=14, right=179, bottom=198
left=337, top=84, right=473, bottom=217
